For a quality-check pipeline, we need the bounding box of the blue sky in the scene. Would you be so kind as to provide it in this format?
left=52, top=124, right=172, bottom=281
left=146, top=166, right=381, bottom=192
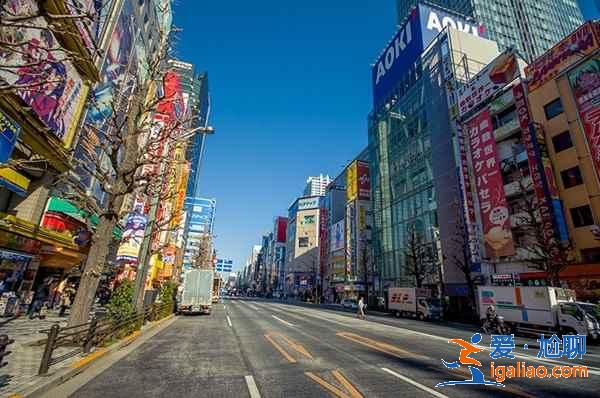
left=579, top=0, right=600, bottom=20
left=173, top=1, right=395, bottom=271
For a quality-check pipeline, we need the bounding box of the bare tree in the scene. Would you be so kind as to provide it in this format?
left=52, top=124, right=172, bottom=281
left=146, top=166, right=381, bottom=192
left=50, top=25, right=196, bottom=326
left=512, top=179, right=576, bottom=286
left=194, top=234, right=214, bottom=269
left=403, top=225, right=437, bottom=289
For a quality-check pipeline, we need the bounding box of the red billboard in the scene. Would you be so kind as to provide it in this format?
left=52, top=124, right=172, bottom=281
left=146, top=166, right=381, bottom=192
left=467, top=109, right=515, bottom=257
left=357, top=161, right=371, bottom=200
left=568, top=56, right=600, bottom=183
left=513, top=83, right=557, bottom=242
left=319, top=208, right=328, bottom=275
left=275, top=217, right=288, bottom=243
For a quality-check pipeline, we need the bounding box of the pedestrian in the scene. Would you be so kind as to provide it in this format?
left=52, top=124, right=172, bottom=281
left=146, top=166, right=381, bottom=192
left=357, top=296, right=366, bottom=320
left=59, top=283, right=75, bottom=317
left=28, top=279, right=50, bottom=319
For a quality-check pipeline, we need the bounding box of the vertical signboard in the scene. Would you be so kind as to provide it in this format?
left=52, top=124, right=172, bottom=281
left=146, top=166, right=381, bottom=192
left=116, top=213, right=147, bottom=263
left=319, top=208, right=328, bottom=276
left=467, top=109, right=515, bottom=257
left=513, top=83, right=565, bottom=242
left=346, top=161, right=358, bottom=202
left=345, top=202, right=356, bottom=278
left=357, top=161, right=371, bottom=200
left=568, top=56, right=600, bottom=183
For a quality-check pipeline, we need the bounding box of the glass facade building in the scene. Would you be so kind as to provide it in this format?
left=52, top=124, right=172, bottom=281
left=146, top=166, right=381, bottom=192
left=398, top=1, right=584, bottom=62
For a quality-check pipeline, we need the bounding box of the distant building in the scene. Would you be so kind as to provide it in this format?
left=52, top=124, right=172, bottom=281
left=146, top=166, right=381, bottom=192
left=303, top=174, right=331, bottom=196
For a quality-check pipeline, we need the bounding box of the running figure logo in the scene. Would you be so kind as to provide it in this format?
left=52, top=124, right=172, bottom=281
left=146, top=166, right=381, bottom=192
left=436, top=333, right=504, bottom=388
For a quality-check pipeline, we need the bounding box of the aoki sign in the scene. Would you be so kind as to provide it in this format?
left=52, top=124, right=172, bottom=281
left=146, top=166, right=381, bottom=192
left=372, top=4, right=485, bottom=109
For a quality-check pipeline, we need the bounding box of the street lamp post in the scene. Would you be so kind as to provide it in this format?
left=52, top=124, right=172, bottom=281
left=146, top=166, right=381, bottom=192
left=132, top=126, right=215, bottom=313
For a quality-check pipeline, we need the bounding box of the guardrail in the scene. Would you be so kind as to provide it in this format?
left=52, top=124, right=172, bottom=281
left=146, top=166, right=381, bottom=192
left=38, top=302, right=173, bottom=375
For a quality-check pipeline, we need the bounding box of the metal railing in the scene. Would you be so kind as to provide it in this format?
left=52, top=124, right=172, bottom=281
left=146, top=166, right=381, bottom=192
left=38, top=302, right=173, bottom=375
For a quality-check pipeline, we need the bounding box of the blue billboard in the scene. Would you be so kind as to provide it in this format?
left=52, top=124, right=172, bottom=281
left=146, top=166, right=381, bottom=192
left=372, top=4, right=485, bottom=109
left=216, top=258, right=233, bottom=272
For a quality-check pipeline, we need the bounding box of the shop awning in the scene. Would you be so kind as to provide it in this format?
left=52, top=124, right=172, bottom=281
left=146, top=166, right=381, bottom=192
left=47, top=197, right=122, bottom=239
left=39, top=244, right=84, bottom=269
left=0, top=168, right=30, bottom=197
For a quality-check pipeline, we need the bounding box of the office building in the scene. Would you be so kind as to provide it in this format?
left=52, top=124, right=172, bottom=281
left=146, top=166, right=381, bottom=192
left=303, top=174, right=331, bottom=196
left=397, top=0, right=584, bottom=62
left=370, top=3, right=500, bottom=314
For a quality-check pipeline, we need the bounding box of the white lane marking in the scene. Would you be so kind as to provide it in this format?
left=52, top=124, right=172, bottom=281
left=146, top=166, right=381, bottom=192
left=381, top=368, right=449, bottom=398
left=271, top=315, right=295, bottom=327
left=247, top=304, right=260, bottom=311
left=226, top=315, right=232, bottom=327
left=245, top=375, right=261, bottom=398
left=269, top=303, right=600, bottom=373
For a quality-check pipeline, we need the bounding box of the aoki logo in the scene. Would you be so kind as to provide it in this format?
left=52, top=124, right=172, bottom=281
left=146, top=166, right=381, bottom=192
left=375, top=22, right=413, bottom=85
left=426, top=11, right=481, bottom=37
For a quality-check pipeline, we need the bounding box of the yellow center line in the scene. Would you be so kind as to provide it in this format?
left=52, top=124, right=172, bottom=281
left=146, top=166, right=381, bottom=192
left=331, top=370, right=364, bottom=398
left=264, top=333, right=297, bottom=363
left=336, top=332, right=429, bottom=360
left=305, top=372, right=354, bottom=398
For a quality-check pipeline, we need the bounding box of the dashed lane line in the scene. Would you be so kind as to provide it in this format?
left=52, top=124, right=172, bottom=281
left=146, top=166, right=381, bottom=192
left=245, top=375, right=262, bottom=398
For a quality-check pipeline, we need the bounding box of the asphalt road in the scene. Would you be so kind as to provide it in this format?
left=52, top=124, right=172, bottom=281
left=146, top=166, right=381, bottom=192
left=61, top=299, right=600, bottom=398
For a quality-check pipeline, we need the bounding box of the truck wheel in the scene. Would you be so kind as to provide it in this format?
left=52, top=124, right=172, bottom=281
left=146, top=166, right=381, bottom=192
left=395, top=311, right=400, bottom=318
left=560, top=327, right=577, bottom=336
left=418, top=313, right=425, bottom=321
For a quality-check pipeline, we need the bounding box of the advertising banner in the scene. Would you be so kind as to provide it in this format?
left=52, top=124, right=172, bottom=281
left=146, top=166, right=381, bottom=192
left=457, top=50, right=519, bottom=117
left=346, top=161, right=358, bottom=202
left=467, top=109, right=515, bottom=257
left=457, top=125, right=482, bottom=266
left=345, top=202, right=356, bottom=277
left=357, top=161, right=371, bottom=200
left=319, top=208, right=328, bottom=275
left=116, top=213, right=148, bottom=263
left=513, top=83, right=561, bottom=243
left=0, top=0, right=89, bottom=147
left=0, top=111, right=20, bottom=163
left=568, top=56, right=600, bottom=183
left=526, top=22, right=600, bottom=92
left=298, top=197, right=320, bottom=211
left=276, top=217, right=287, bottom=243
left=372, top=3, right=484, bottom=109
left=330, top=219, right=345, bottom=252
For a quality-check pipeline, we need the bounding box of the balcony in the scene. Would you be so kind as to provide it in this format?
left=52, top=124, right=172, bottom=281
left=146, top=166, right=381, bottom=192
left=493, top=118, right=520, bottom=142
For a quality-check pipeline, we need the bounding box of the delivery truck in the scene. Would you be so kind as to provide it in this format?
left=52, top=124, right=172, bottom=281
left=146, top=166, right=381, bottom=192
left=388, top=287, right=442, bottom=320
left=477, top=286, right=600, bottom=339
left=178, top=269, right=214, bottom=315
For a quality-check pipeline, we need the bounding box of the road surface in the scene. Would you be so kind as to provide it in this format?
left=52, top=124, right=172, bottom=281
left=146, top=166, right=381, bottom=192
left=53, top=299, right=600, bottom=397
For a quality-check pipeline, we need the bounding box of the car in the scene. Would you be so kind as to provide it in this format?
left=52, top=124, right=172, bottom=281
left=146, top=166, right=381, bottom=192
left=341, top=298, right=358, bottom=310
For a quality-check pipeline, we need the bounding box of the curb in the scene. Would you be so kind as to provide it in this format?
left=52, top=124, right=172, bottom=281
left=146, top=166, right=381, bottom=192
left=15, top=314, right=175, bottom=398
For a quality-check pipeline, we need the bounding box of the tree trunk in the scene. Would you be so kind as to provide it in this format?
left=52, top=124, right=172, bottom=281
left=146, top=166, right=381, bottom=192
left=67, top=215, right=117, bottom=326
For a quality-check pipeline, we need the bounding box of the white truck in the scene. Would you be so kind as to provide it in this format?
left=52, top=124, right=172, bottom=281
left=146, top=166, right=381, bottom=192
left=178, top=269, right=214, bottom=315
left=477, top=286, right=600, bottom=339
left=388, top=287, right=442, bottom=320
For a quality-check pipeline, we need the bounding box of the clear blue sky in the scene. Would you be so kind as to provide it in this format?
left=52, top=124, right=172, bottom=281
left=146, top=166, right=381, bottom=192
left=173, top=1, right=396, bottom=271
left=579, top=0, right=600, bottom=20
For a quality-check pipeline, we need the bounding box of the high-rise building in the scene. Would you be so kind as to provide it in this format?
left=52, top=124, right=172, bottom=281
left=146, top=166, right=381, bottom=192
left=182, top=197, right=216, bottom=271
left=396, top=0, right=473, bottom=22
left=303, top=174, right=331, bottom=196
left=397, top=0, right=584, bottom=62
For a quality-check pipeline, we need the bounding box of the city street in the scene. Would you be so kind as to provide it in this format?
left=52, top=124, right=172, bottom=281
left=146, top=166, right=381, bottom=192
left=47, top=299, right=600, bottom=398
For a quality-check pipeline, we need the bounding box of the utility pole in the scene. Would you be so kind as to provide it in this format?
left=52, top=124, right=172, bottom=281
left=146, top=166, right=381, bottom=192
left=132, top=126, right=215, bottom=313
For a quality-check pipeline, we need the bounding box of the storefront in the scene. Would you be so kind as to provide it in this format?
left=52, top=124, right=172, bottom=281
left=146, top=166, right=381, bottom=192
left=519, top=264, right=600, bottom=301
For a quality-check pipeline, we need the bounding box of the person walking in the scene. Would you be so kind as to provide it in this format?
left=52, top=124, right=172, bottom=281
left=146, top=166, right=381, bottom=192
left=357, top=296, right=366, bottom=320
left=59, top=283, right=75, bottom=317
left=28, top=279, right=50, bottom=319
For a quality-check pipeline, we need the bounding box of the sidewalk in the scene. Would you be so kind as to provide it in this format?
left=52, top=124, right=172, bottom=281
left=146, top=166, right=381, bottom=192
left=0, top=305, right=107, bottom=397
left=0, top=311, right=72, bottom=397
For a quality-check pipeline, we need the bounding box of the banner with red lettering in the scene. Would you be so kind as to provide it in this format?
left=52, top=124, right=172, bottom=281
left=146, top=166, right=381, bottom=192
left=467, top=109, right=515, bottom=257
left=568, top=56, right=600, bottom=182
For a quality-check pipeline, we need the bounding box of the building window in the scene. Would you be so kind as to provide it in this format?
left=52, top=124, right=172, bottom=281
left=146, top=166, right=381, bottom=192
left=560, top=166, right=583, bottom=189
left=570, top=205, right=594, bottom=228
left=298, top=237, right=309, bottom=247
left=544, top=98, right=563, bottom=120
left=302, top=215, right=315, bottom=224
left=552, top=131, right=573, bottom=153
